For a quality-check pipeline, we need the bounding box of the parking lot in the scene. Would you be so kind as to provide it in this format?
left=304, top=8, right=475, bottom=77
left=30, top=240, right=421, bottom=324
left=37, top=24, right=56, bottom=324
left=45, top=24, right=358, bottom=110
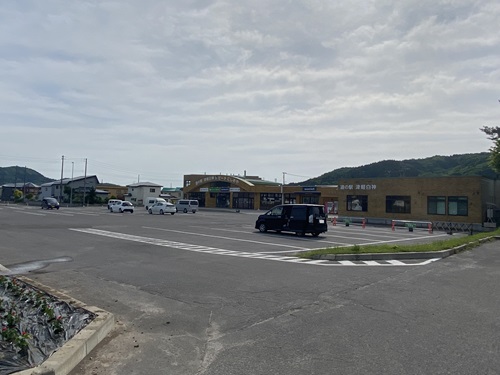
left=1, top=203, right=498, bottom=375
left=1, top=204, right=455, bottom=271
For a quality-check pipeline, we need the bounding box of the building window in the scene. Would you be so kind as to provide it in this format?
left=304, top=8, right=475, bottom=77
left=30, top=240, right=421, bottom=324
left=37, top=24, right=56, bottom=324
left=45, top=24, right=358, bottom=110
left=386, top=195, right=411, bottom=214
left=347, top=195, right=368, bottom=212
left=302, top=195, right=319, bottom=204
left=149, top=188, right=156, bottom=193
left=428, top=196, right=446, bottom=215
left=233, top=192, right=254, bottom=209
left=260, top=193, right=282, bottom=210
left=448, top=196, right=468, bottom=216
left=185, top=180, right=191, bottom=187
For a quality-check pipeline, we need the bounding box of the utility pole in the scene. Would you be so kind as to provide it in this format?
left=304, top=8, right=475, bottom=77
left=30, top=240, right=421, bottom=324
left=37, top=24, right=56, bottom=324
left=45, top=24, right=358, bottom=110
left=22, top=166, right=27, bottom=202
left=82, top=158, right=87, bottom=206
left=60, top=155, right=64, bottom=203
left=13, top=166, right=18, bottom=202
left=70, top=162, right=74, bottom=206
left=281, top=172, right=287, bottom=204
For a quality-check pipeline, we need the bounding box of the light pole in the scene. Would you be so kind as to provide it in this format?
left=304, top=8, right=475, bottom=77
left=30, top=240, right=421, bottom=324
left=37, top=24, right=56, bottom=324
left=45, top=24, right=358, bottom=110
left=281, top=172, right=287, bottom=204
left=70, top=162, right=74, bottom=206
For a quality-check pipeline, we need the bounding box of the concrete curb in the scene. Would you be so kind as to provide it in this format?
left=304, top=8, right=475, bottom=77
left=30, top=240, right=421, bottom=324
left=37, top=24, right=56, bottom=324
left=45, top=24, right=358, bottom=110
left=308, top=236, right=499, bottom=261
left=15, top=277, right=115, bottom=375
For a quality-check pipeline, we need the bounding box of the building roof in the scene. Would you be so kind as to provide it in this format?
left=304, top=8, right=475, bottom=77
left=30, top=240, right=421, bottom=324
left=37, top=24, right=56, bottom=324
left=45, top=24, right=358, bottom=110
left=1, top=182, right=40, bottom=188
left=40, top=176, right=99, bottom=187
left=127, top=182, right=162, bottom=188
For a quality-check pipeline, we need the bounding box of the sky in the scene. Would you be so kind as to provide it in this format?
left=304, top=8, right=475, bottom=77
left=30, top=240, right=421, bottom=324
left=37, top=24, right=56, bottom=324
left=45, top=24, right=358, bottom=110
left=0, top=0, right=499, bottom=187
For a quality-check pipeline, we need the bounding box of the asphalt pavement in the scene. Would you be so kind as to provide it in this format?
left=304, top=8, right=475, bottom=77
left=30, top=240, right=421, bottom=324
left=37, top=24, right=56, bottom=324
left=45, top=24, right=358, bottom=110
left=1, top=204, right=499, bottom=375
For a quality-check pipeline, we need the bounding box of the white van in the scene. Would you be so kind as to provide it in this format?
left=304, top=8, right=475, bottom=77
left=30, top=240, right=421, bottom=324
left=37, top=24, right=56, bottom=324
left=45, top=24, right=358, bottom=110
left=176, top=199, right=199, bottom=213
left=145, top=197, right=167, bottom=210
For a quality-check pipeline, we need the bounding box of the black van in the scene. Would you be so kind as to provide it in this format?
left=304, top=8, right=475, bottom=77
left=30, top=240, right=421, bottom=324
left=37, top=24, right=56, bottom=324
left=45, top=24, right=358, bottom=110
left=255, top=204, right=328, bottom=237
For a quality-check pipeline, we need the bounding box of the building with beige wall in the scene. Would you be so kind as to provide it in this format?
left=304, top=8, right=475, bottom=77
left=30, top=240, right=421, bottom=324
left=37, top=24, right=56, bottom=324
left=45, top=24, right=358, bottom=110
left=182, top=174, right=499, bottom=230
left=336, top=176, right=499, bottom=231
left=182, top=174, right=338, bottom=211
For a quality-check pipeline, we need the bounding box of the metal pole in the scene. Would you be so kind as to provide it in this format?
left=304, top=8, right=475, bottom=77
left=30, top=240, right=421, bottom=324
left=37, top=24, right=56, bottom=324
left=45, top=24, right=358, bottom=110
left=82, top=158, right=87, bottom=206
left=281, top=172, right=286, bottom=204
left=70, top=162, right=74, bottom=206
left=60, top=155, right=64, bottom=202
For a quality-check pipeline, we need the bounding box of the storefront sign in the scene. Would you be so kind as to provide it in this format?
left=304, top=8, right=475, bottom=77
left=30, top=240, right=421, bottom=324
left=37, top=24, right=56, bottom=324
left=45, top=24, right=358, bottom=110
left=339, top=184, right=377, bottom=190
left=230, top=188, right=240, bottom=192
left=302, top=187, right=317, bottom=191
left=200, top=188, right=208, bottom=192
left=195, top=176, right=241, bottom=186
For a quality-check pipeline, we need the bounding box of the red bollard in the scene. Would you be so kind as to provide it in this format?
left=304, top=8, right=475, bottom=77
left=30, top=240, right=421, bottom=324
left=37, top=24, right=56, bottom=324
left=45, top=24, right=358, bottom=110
left=332, top=217, right=337, bottom=226
left=428, top=222, right=433, bottom=234
left=362, top=218, right=366, bottom=229
left=391, top=220, right=395, bottom=231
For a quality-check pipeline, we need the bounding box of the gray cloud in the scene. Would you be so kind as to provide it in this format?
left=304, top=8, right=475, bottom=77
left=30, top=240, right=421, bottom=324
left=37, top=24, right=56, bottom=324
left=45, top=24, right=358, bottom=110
left=0, top=0, right=498, bottom=185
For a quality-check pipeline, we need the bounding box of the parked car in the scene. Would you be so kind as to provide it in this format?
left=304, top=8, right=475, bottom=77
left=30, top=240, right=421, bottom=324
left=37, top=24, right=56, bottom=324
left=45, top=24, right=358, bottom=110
left=111, top=201, right=134, bottom=213
left=255, top=204, right=328, bottom=237
left=176, top=199, right=199, bottom=213
left=41, top=197, right=60, bottom=210
left=107, top=199, right=122, bottom=210
left=145, top=197, right=167, bottom=210
left=148, top=202, right=176, bottom=215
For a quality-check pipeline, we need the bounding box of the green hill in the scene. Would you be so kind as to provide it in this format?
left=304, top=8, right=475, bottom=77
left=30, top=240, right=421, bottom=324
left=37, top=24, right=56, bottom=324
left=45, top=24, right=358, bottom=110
left=299, top=153, right=497, bottom=185
left=0, top=166, right=54, bottom=186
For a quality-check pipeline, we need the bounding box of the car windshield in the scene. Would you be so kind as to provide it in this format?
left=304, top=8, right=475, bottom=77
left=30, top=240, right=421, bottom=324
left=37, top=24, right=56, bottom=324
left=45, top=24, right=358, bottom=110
left=123, top=202, right=132, bottom=206
left=46, top=198, right=58, bottom=203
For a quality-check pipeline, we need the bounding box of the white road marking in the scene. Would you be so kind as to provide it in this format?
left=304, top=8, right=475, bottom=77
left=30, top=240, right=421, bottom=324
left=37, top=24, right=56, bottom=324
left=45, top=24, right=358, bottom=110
left=143, top=226, right=307, bottom=250
left=70, top=228, right=440, bottom=267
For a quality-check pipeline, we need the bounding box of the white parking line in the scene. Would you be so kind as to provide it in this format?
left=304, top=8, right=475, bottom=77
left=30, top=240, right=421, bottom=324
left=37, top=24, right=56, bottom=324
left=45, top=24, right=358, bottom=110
left=70, top=228, right=440, bottom=267
left=142, top=226, right=307, bottom=250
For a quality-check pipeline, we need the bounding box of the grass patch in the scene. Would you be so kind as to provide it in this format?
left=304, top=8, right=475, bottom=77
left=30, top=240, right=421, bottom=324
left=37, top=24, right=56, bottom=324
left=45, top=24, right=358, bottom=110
left=298, top=228, right=500, bottom=258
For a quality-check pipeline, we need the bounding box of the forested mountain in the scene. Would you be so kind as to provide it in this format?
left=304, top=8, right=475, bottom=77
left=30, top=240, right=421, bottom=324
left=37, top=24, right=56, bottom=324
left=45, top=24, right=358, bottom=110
left=298, top=153, right=497, bottom=185
left=1, top=153, right=496, bottom=187
left=0, top=166, right=54, bottom=186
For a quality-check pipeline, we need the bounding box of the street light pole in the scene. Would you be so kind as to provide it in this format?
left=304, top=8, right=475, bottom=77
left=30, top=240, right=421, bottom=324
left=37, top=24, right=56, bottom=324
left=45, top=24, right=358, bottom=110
left=281, top=172, right=287, bottom=204
left=70, top=162, right=74, bottom=206
left=59, top=155, right=64, bottom=203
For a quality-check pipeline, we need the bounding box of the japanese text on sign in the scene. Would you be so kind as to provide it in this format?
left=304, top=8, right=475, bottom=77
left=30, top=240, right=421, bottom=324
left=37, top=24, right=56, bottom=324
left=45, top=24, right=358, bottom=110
left=339, top=184, right=377, bottom=190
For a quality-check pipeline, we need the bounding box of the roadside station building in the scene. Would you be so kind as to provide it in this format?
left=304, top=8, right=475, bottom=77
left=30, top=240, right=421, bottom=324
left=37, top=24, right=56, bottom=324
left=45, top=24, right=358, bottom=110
left=182, top=174, right=499, bottom=231
left=182, top=174, right=338, bottom=211
left=336, top=176, right=500, bottom=231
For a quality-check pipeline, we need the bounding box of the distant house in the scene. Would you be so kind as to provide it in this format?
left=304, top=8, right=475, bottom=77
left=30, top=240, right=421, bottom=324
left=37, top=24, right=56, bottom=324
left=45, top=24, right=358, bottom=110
left=126, top=182, right=162, bottom=206
left=39, top=175, right=99, bottom=201
left=97, top=183, right=128, bottom=200
left=1, top=182, right=40, bottom=201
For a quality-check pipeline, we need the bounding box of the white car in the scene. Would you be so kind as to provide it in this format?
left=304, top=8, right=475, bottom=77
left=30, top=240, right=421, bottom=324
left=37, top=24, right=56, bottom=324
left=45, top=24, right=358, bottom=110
left=107, top=199, right=122, bottom=210
left=148, top=202, right=176, bottom=215
left=111, top=201, right=134, bottom=213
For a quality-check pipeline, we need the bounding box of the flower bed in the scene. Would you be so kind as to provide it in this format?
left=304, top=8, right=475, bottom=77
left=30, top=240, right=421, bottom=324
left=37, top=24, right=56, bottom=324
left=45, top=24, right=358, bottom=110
left=0, top=276, right=95, bottom=374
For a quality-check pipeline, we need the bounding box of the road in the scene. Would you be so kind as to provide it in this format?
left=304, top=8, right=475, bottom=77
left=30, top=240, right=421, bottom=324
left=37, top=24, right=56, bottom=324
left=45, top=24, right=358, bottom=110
left=0, top=204, right=498, bottom=375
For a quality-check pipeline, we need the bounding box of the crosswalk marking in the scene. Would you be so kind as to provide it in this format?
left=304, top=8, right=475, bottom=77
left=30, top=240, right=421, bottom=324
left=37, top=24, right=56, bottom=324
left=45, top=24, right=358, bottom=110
left=69, top=228, right=440, bottom=267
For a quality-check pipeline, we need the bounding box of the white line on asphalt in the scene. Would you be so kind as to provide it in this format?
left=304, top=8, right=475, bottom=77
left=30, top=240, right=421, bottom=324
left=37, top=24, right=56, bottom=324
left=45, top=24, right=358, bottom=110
left=12, top=211, right=46, bottom=216
left=69, top=228, right=441, bottom=267
left=142, top=226, right=307, bottom=250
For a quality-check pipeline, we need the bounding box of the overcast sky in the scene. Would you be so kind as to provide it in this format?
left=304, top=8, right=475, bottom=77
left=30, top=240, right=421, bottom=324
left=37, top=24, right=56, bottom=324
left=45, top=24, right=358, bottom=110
left=1, top=1, right=499, bottom=187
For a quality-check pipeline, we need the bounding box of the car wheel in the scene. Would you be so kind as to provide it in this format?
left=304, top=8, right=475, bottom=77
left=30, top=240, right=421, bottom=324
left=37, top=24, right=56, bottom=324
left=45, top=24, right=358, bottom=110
left=258, top=223, right=267, bottom=233
left=170, top=212, right=175, bottom=215
left=183, top=208, right=188, bottom=213
left=312, top=232, right=320, bottom=237
left=119, top=208, right=123, bottom=213
left=192, top=210, right=196, bottom=213
left=130, top=210, right=133, bottom=213
left=160, top=210, right=164, bottom=215
left=296, top=231, right=305, bottom=236
left=149, top=209, right=152, bottom=214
